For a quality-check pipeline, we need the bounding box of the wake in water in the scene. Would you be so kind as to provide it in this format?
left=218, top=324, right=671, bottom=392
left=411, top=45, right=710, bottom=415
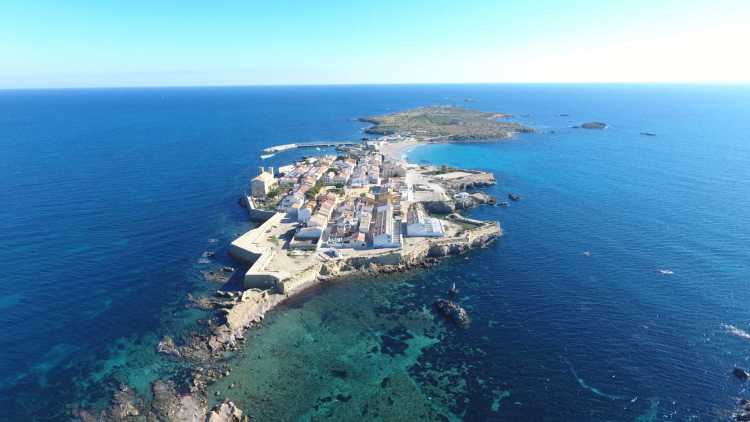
left=722, top=323, right=750, bottom=341
left=562, top=356, right=628, bottom=401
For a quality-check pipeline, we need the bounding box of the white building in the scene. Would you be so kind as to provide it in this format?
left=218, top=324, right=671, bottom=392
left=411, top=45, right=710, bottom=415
left=323, top=171, right=336, bottom=185
left=382, top=160, right=407, bottom=178
left=358, top=211, right=372, bottom=234
left=296, top=226, right=323, bottom=240
left=297, top=204, right=313, bottom=224
left=251, top=167, right=278, bottom=197
left=281, top=192, right=304, bottom=211
left=372, top=203, right=402, bottom=248
left=406, top=203, right=445, bottom=237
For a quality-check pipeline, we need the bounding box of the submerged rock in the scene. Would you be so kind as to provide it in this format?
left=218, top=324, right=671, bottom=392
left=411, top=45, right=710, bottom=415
left=157, top=335, right=181, bottom=357
left=203, top=270, right=230, bottom=284
left=734, top=367, right=749, bottom=381
left=434, top=299, right=470, bottom=326
left=580, top=121, right=607, bottom=129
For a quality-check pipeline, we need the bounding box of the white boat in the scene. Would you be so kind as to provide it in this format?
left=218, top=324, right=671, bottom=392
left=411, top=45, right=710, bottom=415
left=260, top=153, right=275, bottom=160
left=658, top=269, right=674, bottom=275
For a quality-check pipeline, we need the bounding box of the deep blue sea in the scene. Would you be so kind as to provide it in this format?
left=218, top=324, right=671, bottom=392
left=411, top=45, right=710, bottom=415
left=1, top=85, right=749, bottom=421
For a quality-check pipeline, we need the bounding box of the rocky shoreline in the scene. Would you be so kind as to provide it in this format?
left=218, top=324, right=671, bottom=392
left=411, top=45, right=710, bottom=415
left=78, top=217, right=500, bottom=421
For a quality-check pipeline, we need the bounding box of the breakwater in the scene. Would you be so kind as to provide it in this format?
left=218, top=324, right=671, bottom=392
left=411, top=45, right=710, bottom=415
left=262, top=141, right=358, bottom=154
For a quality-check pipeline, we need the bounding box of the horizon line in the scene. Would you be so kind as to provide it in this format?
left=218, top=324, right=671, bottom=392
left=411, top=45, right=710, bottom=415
left=1, top=80, right=749, bottom=92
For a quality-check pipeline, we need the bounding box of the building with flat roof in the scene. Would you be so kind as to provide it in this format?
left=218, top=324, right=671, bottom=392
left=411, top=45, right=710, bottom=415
left=406, top=203, right=445, bottom=237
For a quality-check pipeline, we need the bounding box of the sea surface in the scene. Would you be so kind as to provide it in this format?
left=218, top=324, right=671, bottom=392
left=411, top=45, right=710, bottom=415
left=0, top=84, right=749, bottom=420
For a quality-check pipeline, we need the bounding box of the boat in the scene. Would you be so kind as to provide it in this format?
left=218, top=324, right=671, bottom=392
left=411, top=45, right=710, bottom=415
left=658, top=269, right=674, bottom=275
left=260, top=153, right=275, bottom=160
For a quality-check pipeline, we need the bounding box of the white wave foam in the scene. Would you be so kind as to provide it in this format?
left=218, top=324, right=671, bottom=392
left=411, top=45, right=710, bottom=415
left=722, top=323, right=750, bottom=341
left=563, top=356, right=628, bottom=401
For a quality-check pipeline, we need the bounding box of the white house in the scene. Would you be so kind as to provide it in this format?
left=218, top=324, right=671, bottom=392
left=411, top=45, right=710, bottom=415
left=382, top=160, right=407, bottom=178
left=281, top=192, right=304, bottom=211
left=406, top=203, right=445, bottom=237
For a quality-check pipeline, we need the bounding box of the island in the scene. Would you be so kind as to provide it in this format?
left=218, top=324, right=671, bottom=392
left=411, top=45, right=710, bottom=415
left=579, top=121, right=608, bottom=129
left=359, top=106, right=533, bottom=140
left=80, top=107, right=528, bottom=421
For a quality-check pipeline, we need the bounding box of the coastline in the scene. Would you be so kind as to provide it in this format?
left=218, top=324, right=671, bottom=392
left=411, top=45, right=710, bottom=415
left=379, top=137, right=422, bottom=161
left=78, top=109, right=511, bottom=420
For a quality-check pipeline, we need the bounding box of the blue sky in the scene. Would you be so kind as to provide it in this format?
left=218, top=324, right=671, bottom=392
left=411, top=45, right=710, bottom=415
left=1, top=0, right=749, bottom=88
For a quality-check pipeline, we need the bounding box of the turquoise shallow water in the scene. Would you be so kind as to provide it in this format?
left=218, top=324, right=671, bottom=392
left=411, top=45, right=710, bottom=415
left=0, top=85, right=749, bottom=420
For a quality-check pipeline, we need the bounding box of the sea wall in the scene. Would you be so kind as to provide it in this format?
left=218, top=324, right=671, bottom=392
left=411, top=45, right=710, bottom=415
left=248, top=208, right=276, bottom=223
left=279, top=262, right=323, bottom=294
left=241, top=193, right=277, bottom=223
left=229, top=213, right=284, bottom=263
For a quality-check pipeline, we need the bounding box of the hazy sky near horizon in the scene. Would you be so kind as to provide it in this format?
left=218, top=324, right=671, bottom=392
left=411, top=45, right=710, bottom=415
left=2, top=0, right=749, bottom=88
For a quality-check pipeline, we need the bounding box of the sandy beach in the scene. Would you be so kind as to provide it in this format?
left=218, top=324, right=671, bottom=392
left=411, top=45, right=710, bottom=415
left=379, top=137, right=423, bottom=161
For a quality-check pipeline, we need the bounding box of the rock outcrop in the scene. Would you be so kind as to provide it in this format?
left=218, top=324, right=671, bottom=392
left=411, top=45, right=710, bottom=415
left=150, top=380, right=207, bottom=422
left=80, top=381, right=218, bottom=422
left=102, top=385, right=143, bottom=421
left=434, top=299, right=470, bottom=326
left=157, top=335, right=181, bottom=357
left=206, top=400, right=247, bottom=422
left=455, top=192, right=495, bottom=209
